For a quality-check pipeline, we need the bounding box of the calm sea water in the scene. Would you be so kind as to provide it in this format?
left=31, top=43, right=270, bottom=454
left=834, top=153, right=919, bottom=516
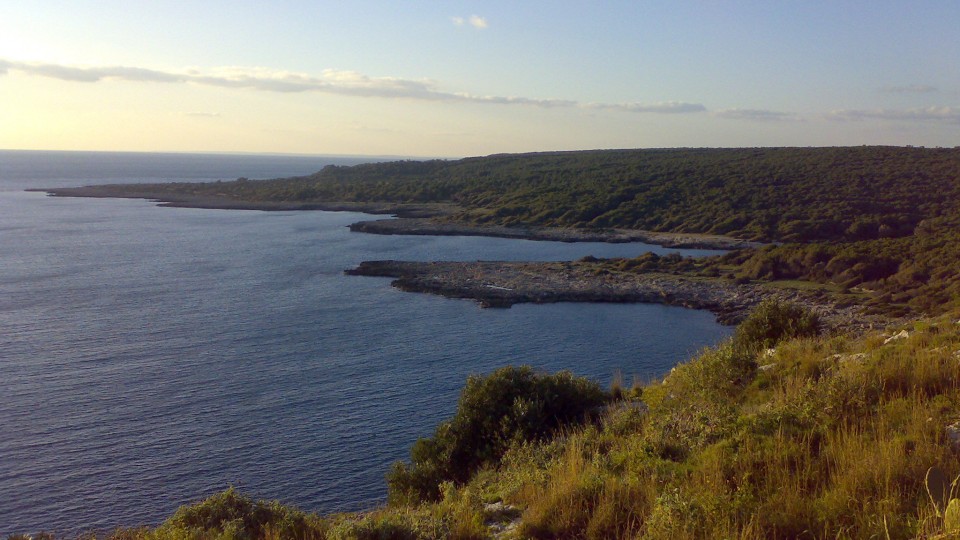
left=0, top=151, right=732, bottom=536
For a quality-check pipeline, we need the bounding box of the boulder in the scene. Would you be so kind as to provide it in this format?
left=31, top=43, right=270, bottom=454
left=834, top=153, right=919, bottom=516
left=884, top=329, right=910, bottom=344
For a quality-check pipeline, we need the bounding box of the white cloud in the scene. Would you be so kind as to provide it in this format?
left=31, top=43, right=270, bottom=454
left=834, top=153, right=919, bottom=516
left=183, top=111, right=221, bottom=118
left=587, top=101, right=707, bottom=114
left=469, top=15, right=488, bottom=29
left=462, top=93, right=576, bottom=107
left=0, top=59, right=444, bottom=97
left=0, top=58, right=710, bottom=116
left=826, top=106, right=960, bottom=123
left=452, top=15, right=487, bottom=29
left=714, top=108, right=797, bottom=121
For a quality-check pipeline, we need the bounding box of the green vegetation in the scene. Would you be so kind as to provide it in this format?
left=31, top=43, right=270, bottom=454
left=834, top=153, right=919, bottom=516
left=579, top=229, right=960, bottom=317
left=716, top=228, right=960, bottom=317
left=731, top=299, right=821, bottom=352
left=22, top=302, right=960, bottom=539
left=386, top=366, right=609, bottom=504
left=113, top=146, right=960, bottom=243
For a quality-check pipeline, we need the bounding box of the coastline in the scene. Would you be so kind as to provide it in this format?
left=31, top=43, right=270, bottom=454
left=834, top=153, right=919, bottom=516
left=38, top=185, right=755, bottom=250
left=38, top=184, right=870, bottom=329
left=346, top=260, right=884, bottom=331
left=40, top=184, right=853, bottom=327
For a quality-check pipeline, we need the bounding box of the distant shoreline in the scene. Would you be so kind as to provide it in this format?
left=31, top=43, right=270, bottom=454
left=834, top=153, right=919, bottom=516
left=37, top=185, right=755, bottom=250
left=35, top=185, right=445, bottom=218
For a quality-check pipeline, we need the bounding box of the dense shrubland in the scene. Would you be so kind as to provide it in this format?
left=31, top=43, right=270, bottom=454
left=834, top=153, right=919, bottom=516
left=583, top=221, right=960, bottom=317
left=120, top=147, right=960, bottom=244
left=23, top=302, right=960, bottom=539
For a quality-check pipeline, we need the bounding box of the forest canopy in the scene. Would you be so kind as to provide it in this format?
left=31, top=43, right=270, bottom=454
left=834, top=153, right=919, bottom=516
left=135, top=146, right=960, bottom=243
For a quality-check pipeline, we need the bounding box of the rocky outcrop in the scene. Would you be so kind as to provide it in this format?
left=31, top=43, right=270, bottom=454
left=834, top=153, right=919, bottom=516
left=346, top=260, right=879, bottom=330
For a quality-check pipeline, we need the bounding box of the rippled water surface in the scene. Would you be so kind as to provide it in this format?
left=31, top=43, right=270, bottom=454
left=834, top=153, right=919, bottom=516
left=0, top=151, right=732, bottom=535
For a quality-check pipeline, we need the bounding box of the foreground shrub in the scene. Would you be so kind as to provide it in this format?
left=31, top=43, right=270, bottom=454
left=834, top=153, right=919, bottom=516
left=387, top=366, right=608, bottom=503
left=154, top=488, right=326, bottom=539
left=733, top=299, right=821, bottom=353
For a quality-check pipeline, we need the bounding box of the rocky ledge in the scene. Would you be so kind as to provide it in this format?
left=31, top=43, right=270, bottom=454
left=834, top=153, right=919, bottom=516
left=349, top=218, right=760, bottom=250
left=346, top=260, right=883, bottom=331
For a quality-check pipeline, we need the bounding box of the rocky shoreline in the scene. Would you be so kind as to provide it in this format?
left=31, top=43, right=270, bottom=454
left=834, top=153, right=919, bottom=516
left=349, top=218, right=759, bottom=249
left=346, top=260, right=884, bottom=331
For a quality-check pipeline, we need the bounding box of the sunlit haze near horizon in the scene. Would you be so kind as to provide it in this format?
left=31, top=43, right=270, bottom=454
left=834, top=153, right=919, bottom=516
left=1, top=1, right=958, bottom=157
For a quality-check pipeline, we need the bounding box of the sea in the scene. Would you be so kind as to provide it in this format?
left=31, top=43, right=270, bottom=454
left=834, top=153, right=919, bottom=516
left=0, top=150, right=733, bottom=536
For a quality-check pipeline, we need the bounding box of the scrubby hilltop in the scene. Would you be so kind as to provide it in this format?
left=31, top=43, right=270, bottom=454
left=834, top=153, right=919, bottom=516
left=302, top=147, right=960, bottom=243
left=69, top=146, right=960, bottom=243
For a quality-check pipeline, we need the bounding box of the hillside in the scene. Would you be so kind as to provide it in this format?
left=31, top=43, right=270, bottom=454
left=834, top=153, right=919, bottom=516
left=51, top=147, right=960, bottom=243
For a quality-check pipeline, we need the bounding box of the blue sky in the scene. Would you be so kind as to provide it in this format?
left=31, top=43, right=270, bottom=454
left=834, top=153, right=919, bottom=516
left=1, top=1, right=958, bottom=156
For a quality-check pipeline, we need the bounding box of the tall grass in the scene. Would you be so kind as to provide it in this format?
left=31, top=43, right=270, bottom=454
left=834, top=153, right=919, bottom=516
left=479, top=314, right=960, bottom=538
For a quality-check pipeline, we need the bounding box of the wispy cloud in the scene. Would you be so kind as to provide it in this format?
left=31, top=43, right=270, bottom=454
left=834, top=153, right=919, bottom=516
left=0, top=58, right=708, bottom=116
left=826, top=106, right=960, bottom=123
left=469, top=15, right=488, bottom=29
left=587, top=101, right=706, bottom=114
left=452, top=15, right=488, bottom=29
left=183, top=111, right=221, bottom=118
left=713, top=108, right=797, bottom=121
left=881, top=84, right=938, bottom=94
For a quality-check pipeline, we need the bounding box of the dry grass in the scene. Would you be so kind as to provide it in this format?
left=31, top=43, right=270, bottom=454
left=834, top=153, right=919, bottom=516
left=472, top=314, right=960, bottom=539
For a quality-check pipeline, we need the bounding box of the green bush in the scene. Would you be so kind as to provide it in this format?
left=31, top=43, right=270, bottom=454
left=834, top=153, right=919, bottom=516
left=732, top=299, right=821, bottom=353
left=156, top=488, right=326, bottom=539
left=388, top=366, right=608, bottom=504
left=645, top=343, right=754, bottom=458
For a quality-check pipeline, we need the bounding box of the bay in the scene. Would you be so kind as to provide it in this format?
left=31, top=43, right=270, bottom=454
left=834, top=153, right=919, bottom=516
left=0, top=151, right=732, bottom=535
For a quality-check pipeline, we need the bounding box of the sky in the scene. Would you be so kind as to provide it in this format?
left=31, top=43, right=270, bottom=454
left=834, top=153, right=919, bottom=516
left=1, top=1, right=958, bottom=157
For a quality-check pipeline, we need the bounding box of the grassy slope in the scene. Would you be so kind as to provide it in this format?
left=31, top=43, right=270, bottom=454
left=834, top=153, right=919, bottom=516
left=50, top=312, right=960, bottom=540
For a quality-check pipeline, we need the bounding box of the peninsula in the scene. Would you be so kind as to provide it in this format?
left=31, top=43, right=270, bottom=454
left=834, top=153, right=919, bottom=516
left=345, top=259, right=881, bottom=330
